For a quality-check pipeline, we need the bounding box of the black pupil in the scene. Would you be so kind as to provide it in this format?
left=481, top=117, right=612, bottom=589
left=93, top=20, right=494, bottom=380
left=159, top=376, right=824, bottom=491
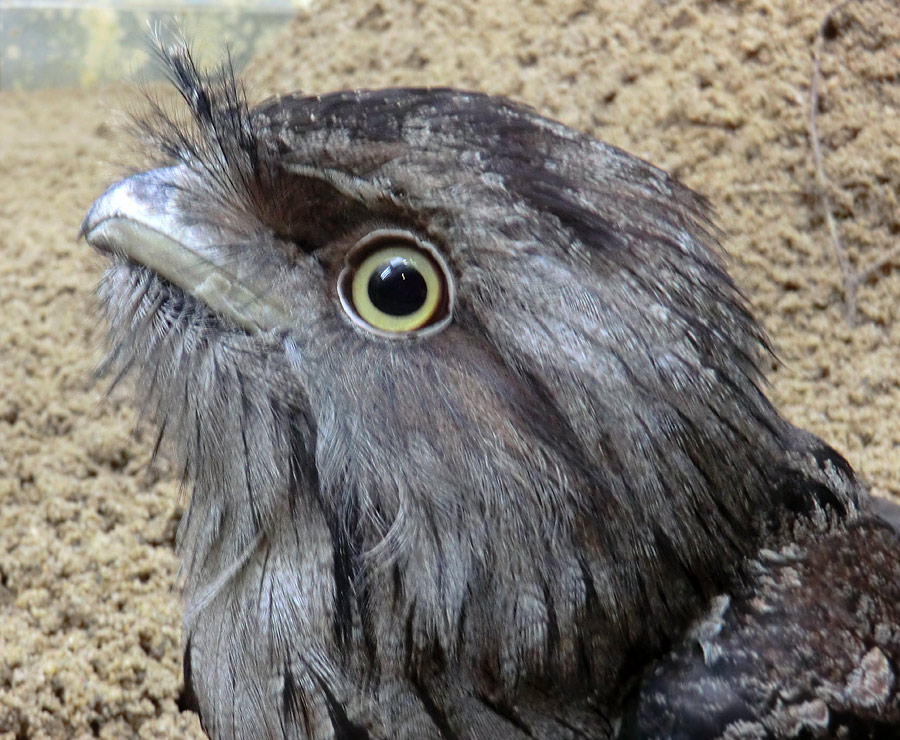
left=367, top=258, right=429, bottom=316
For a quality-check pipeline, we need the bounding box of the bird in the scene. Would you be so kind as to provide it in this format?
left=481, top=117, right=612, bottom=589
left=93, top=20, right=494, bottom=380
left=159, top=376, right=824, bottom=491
left=81, top=42, right=900, bottom=740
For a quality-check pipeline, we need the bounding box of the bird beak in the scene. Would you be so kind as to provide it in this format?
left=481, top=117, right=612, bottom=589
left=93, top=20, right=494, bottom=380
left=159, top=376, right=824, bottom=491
left=80, top=167, right=290, bottom=335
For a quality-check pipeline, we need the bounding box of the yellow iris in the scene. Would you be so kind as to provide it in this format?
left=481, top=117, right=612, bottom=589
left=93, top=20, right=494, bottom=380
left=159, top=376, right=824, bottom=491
left=350, top=246, right=443, bottom=333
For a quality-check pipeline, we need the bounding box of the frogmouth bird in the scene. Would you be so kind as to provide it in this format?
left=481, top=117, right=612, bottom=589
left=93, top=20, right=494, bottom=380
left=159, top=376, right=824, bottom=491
left=81, top=43, right=900, bottom=739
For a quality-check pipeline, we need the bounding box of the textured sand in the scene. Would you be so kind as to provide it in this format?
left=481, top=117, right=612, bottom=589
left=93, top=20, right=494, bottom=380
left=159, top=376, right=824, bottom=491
left=1, top=1, right=897, bottom=737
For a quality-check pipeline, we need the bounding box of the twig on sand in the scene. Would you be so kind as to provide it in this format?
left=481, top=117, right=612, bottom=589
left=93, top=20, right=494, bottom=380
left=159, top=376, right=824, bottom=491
left=809, top=0, right=900, bottom=326
left=809, top=0, right=856, bottom=324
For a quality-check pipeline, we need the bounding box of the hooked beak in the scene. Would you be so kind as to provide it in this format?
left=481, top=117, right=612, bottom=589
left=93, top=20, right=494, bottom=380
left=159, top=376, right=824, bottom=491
left=81, top=167, right=290, bottom=335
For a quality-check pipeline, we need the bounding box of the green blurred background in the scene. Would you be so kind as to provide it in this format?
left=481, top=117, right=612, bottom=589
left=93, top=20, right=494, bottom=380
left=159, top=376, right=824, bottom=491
left=0, top=1, right=309, bottom=90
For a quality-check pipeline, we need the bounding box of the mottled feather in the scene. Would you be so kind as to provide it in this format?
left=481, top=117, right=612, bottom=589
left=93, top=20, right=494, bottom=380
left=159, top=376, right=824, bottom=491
left=82, top=42, right=897, bottom=740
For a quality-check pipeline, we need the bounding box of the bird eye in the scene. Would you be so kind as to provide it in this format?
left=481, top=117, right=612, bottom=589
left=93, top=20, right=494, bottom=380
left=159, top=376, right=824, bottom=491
left=338, top=231, right=452, bottom=336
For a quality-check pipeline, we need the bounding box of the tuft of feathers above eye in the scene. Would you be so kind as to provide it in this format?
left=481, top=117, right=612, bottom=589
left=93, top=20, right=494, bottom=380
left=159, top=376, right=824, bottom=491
left=134, top=38, right=285, bottom=231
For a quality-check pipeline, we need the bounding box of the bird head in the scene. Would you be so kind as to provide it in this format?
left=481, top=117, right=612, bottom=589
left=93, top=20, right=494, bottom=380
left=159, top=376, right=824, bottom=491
left=81, top=43, right=858, bottom=694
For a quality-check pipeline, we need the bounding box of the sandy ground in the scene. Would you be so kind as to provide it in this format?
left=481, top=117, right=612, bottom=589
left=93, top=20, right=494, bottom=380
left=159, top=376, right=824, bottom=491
left=1, top=0, right=898, bottom=737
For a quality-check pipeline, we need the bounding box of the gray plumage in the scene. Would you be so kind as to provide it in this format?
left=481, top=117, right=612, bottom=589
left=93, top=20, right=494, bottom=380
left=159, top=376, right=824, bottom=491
left=81, top=44, right=900, bottom=739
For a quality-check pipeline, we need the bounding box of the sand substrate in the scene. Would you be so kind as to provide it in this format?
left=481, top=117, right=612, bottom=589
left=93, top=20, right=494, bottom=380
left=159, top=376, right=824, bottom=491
left=1, top=0, right=898, bottom=736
